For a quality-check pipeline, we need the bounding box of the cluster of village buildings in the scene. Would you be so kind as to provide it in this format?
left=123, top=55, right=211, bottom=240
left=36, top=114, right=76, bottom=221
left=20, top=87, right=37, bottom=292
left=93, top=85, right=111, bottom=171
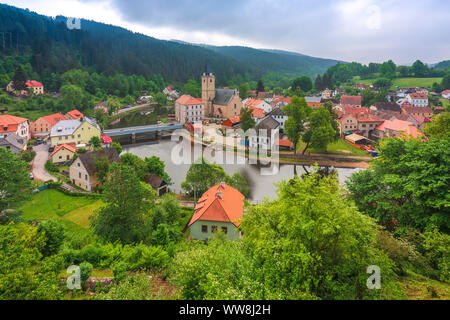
left=1, top=74, right=449, bottom=241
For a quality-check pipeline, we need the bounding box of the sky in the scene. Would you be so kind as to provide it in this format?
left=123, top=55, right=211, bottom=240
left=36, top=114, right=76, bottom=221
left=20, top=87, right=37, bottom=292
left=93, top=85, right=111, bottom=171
left=3, top=0, right=450, bottom=64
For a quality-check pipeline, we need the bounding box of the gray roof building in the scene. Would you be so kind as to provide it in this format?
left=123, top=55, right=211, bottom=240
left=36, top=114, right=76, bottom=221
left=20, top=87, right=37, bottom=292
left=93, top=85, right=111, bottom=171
left=50, top=117, right=100, bottom=137
left=0, top=133, right=26, bottom=154
left=213, top=89, right=237, bottom=106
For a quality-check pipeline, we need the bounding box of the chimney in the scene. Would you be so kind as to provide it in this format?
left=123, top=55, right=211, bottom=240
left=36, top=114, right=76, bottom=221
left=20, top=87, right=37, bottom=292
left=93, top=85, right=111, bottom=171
left=217, top=191, right=223, bottom=200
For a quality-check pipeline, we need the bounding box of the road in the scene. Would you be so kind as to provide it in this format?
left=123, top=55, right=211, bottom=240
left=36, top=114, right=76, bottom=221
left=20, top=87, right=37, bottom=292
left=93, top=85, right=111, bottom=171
left=114, top=103, right=154, bottom=115
left=32, top=144, right=57, bottom=182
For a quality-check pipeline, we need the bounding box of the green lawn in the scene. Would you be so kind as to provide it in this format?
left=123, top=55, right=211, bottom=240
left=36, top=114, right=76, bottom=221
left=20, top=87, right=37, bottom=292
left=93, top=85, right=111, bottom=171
left=352, top=76, right=442, bottom=90
left=297, top=139, right=368, bottom=156
left=17, top=189, right=103, bottom=233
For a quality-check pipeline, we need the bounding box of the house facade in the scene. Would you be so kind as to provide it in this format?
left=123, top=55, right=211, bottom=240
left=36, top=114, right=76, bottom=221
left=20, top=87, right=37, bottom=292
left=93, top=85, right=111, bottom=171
left=266, top=108, right=288, bottom=130
left=250, top=116, right=280, bottom=150
left=0, top=115, right=29, bottom=141
left=305, top=96, right=322, bottom=109
left=175, top=95, right=204, bottom=124
left=6, top=80, right=44, bottom=96
left=321, top=89, right=332, bottom=99
left=406, top=93, right=428, bottom=107
left=51, top=144, right=76, bottom=164
left=442, top=90, right=450, bottom=99
left=0, top=133, right=27, bottom=154
left=188, top=183, right=244, bottom=241
left=69, top=148, right=120, bottom=191
left=30, top=113, right=66, bottom=138
left=50, top=118, right=101, bottom=147
left=244, top=99, right=272, bottom=114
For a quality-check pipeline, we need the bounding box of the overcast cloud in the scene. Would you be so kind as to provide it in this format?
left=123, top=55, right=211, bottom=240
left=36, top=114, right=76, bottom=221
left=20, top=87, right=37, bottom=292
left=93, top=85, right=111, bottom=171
left=4, top=0, right=450, bottom=64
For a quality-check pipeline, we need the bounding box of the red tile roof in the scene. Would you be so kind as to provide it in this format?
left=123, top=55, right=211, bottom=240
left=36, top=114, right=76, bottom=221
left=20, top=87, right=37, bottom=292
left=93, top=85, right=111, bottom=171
left=276, top=139, right=294, bottom=148
left=26, top=80, right=43, bottom=88
left=51, top=143, right=76, bottom=156
left=0, top=115, right=28, bottom=133
left=189, top=183, right=245, bottom=227
left=376, top=119, right=422, bottom=138
left=442, top=90, right=450, bottom=95
left=340, top=95, right=362, bottom=106
left=41, top=113, right=66, bottom=126
left=342, top=106, right=369, bottom=114
left=402, top=106, right=433, bottom=114
left=408, top=93, right=428, bottom=99
left=176, top=95, right=203, bottom=106
left=66, top=109, right=84, bottom=119
left=222, top=116, right=241, bottom=127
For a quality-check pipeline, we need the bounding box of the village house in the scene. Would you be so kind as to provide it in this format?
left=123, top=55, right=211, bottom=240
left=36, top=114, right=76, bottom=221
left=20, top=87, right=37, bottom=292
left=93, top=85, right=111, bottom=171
left=175, top=95, right=204, bottom=124
left=252, top=108, right=266, bottom=124
left=0, top=133, right=27, bottom=154
left=221, top=116, right=241, bottom=130
left=69, top=148, right=121, bottom=192
left=265, top=107, right=288, bottom=131
left=305, top=96, right=322, bottom=109
left=401, top=105, right=433, bottom=118
left=187, top=182, right=244, bottom=241
left=163, top=86, right=180, bottom=101
left=51, top=143, right=76, bottom=164
left=50, top=117, right=101, bottom=147
left=321, top=88, right=332, bottom=99
left=29, top=113, right=66, bottom=139
left=244, top=98, right=272, bottom=114
left=0, top=114, right=30, bottom=141
left=271, top=96, right=291, bottom=109
left=406, top=92, right=428, bottom=107
left=353, top=83, right=369, bottom=90
left=202, top=67, right=243, bottom=119
left=250, top=116, right=280, bottom=150
left=94, top=101, right=109, bottom=113
left=370, top=102, right=402, bottom=113
left=257, top=92, right=275, bottom=103
left=144, top=174, right=169, bottom=197
left=441, top=90, right=450, bottom=99
left=6, top=80, right=44, bottom=96
left=275, top=139, right=294, bottom=151
left=65, top=109, right=84, bottom=120
left=340, top=95, right=362, bottom=108
left=374, top=119, right=422, bottom=140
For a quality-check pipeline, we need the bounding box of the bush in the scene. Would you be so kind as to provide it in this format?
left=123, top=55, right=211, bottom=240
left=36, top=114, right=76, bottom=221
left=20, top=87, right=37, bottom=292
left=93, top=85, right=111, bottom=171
left=37, top=219, right=66, bottom=257
left=45, top=160, right=59, bottom=173
left=79, top=261, right=93, bottom=285
left=112, top=262, right=128, bottom=284
left=422, top=229, right=450, bottom=282
left=19, top=150, right=36, bottom=163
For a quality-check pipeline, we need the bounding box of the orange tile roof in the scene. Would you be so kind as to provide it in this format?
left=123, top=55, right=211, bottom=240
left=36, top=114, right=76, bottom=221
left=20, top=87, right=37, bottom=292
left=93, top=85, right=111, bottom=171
left=0, top=115, right=29, bottom=133
left=402, top=106, right=433, bottom=114
left=442, top=90, right=450, bottom=95
left=376, top=119, right=422, bottom=138
left=245, top=99, right=264, bottom=109
left=189, top=183, right=245, bottom=227
left=66, top=110, right=84, bottom=119
left=252, top=108, right=265, bottom=118
left=176, top=95, right=203, bottom=106
left=342, top=106, right=369, bottom=114
left=51, top=143, right=76, bottom=156
left=40, top=113, right=66, bottom=126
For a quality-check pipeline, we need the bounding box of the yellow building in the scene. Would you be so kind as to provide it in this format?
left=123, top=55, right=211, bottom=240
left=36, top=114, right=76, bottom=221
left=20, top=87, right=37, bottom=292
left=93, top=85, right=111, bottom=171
left=50, top=117, right=101, bottom=147
left=51, top=144, right=76, bottom=164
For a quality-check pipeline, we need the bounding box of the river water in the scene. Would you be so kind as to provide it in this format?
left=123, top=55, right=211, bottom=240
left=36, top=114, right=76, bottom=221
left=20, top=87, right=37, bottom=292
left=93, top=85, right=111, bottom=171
left=122, top=139, right=363, bottom=203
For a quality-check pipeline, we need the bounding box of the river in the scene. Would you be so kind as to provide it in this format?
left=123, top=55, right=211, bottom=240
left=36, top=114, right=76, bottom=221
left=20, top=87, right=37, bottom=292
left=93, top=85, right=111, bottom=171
left=122, top=139, right=363, bottom=203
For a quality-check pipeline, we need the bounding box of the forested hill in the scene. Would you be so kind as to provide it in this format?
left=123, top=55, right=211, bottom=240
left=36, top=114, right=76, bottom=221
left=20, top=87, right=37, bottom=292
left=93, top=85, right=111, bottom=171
left=201, top=45, right=343, bottom=78
left=0, top=3, right=340, bottom=85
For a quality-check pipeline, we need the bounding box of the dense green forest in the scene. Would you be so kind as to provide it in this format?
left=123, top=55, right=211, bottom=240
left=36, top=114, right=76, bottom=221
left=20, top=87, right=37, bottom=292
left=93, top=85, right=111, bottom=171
left=0, top=3, right=341, bottom=91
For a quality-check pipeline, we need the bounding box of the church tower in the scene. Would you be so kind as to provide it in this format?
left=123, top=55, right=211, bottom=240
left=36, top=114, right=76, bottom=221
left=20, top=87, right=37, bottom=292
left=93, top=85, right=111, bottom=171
left=202, top=62, right=215, bottom=117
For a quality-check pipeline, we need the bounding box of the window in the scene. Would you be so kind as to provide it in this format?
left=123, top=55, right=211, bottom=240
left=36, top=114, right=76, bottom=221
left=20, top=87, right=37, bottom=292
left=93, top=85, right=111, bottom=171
left=211, top=226, right=218, bottom=233
left=201, top=225, right=208, bottom=233
left=85, top=174, right=88, bottom=181
left=79, top=172, right=81, bottom=178
left=77, top=162, right=80, bottom=167
left=59, top=156, right=62, bottom=159
left=221, top=227, right=228, bottom=234
left=59, top=136, right=62, bottom=141
left=78, top=134, right=81, bottom=138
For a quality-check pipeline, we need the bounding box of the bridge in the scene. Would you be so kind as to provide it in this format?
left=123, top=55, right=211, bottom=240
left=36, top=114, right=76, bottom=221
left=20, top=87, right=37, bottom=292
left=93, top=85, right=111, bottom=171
left=103, top=123, right=184, bottom=144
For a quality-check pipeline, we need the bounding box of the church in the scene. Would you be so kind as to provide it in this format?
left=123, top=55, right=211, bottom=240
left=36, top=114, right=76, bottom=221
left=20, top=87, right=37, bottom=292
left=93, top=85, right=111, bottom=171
left=201, top=65, right=243, bottom=119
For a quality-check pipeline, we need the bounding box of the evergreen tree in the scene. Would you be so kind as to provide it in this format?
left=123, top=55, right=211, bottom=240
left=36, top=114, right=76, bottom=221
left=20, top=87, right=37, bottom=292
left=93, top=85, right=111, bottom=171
left=256, top=80, right=265, bottom=93
left=11, top=66, right=27, bottom=91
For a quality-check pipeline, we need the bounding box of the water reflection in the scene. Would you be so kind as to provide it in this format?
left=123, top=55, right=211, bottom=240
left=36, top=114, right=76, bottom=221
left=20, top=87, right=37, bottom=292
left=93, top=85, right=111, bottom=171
left=122, top=140, right=363, bottom=203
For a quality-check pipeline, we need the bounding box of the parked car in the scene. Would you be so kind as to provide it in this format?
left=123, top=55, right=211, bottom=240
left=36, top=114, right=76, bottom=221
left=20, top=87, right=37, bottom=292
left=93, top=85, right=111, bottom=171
left=48, top=146, right=55, bottom=153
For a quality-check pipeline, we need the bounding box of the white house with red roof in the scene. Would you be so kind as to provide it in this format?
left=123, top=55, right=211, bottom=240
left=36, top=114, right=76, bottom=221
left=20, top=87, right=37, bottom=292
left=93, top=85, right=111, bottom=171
left=163, top=86, right=180, bottom=101
left=175, top=95, right=204, bottom=124
left=0, top=115, right=30, bottom=141
left=442, top=90, right=450, bottom=99
left=374, top=119, right=422, bottom=139
left=406, top=93, right=428, bottom=107
left=65, top=110, right=84, bottom=120
left=6, top=80, right=44, bottom=96
left=244, top=98, right=272, bottom=114
left=187, top=183, right=244, bottom=241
